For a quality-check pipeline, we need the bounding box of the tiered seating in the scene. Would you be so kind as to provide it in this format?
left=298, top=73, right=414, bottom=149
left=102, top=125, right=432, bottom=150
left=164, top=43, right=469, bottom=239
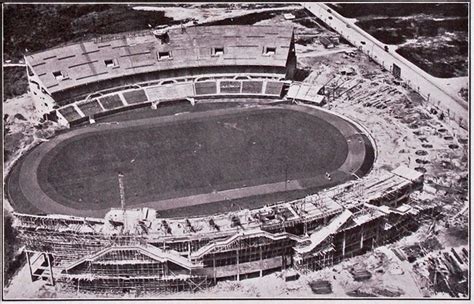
left=99, top=94, right=124, bottom=110
left=242, top=81, right=263, bottom=94
left=56, top=78, right=286, bottom=127
left=146, top=83, right=194, bottom=101
left=122, top=89, right=148, bottom=104
left=265, top=81, right=284, bottom=96
left=77, top=100, right=103, bottom=117
left=58, top=106, right=82, bottom=122
left=219, top=81, right=241, bottom=94
left=195, top=81, right=217, bottom=95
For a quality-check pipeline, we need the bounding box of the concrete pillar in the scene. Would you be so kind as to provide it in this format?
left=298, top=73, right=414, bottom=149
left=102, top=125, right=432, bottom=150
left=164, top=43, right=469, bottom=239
left=213, top=254, right=217, bottom=284
left=236, top=249, right=240, bottom=281
left=342, top=230, right=346, bottom=257
left=25, top=251, right=34, bottom=282
left=216, top=80, right=221, bottom=94
left=46, top=253, right=54, bottom=286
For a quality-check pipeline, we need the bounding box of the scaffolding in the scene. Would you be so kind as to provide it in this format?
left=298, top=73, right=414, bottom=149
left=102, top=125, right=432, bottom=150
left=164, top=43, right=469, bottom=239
left=13, top=166, right=425, bottom=294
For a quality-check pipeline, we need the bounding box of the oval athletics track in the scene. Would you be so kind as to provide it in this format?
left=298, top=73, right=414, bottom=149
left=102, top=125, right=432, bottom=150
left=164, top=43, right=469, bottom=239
left=6, top=104, right=375, bottom=218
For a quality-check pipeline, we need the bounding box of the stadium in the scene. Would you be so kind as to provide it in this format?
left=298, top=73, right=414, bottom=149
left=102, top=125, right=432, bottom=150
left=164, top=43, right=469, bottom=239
left=6, top=24, right=427, bottom=294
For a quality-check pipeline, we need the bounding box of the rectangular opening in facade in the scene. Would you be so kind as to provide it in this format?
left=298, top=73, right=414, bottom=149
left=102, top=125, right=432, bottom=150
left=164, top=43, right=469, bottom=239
left=104, top=59, right=118, bottom=68
left=264, top=47, right=276, bottom=55
left=52, top=70, right=68, bottom=81
left=158, top=51, right=172, bottom=60
left=212, top=47, right=224, bottom=56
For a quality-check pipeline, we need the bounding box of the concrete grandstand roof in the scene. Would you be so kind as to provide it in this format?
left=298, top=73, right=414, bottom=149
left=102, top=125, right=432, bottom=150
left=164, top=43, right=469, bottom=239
left=26, top=25, right=294, bottom=94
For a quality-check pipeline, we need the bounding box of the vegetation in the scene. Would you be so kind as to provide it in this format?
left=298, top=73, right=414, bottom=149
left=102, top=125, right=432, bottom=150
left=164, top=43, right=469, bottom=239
left=200, top=8, right=308, bottom=26
left=356, top=18, right=468, bottom=45
left=397, top=41, right=468, bottom=78
left=3, top=210, right=25, bottom=287
left=328, top=3, right=468, bottom=18
left=4, top=4, right=181, bottom=61
left=327, top=3, right=468, bottom=78
left=4, top=67, right=28, bottom=100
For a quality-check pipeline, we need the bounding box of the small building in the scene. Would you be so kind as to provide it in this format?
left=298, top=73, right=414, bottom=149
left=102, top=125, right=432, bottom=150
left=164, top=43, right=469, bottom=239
left=320, top=37, right=335, bottom=49
left=350, top=269, right=372, bottom=281
left=287, top=82, right=326, bottom=106
left=309, top=280, right=332, bottom=294
left=284, top=270, right=300, bottom=282
left=339, top=66, right=356, bottom=76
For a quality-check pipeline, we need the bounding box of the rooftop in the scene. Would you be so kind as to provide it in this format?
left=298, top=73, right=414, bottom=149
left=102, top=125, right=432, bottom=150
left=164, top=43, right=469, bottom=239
left=26, top=25, right=294, bottom=94
left=391, top=165, right=424, bottom=182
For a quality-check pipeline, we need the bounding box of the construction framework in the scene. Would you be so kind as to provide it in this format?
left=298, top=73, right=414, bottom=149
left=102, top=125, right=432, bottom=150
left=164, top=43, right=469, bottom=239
left=14, top=166, right=427, bottom=294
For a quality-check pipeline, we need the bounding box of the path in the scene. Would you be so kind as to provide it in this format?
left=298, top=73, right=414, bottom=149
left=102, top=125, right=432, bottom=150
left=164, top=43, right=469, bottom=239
left=302, top=3, right=468, bottom=129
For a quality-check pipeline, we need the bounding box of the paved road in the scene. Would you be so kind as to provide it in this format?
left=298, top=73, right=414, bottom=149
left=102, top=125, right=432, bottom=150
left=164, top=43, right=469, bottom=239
left=297, top=46, right=356, bottom=58
left=302, top=3, right=468, bottom=129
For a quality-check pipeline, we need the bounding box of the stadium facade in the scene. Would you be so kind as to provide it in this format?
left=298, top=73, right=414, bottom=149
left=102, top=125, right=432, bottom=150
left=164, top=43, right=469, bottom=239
left=12, top=25, right=429, bottom=295
left=14, top=167, right=426, bottom=294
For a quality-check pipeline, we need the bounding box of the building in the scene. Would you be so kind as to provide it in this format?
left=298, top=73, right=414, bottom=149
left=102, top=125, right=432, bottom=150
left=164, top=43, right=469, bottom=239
left=24, top=25, right=297, bottom=126
left=320, top=37, right=335, bottom=49
left=13, top=166, right=427, bottom=294
left=287, top=82, right=327, bottom=105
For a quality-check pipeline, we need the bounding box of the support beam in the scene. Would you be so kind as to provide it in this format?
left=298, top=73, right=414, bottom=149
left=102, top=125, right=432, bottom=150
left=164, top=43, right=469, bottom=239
left=236, top=249, right=240, bottom=281
left=25, top=251, right=34, bottom=282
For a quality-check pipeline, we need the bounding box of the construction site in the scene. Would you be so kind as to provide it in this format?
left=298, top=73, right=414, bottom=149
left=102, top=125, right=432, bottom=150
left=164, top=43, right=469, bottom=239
left=12, top=165, right=427, bottom=295
left=3, top=3, right=469, bottom=299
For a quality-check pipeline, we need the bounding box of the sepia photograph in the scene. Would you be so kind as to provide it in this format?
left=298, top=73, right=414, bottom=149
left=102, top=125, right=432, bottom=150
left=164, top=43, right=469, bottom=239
left=2, top=1, right=470, bottom=300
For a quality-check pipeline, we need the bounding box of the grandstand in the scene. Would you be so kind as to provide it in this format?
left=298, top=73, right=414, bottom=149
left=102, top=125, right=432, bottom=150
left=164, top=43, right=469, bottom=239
left=24, top=25, right=297, bottom=125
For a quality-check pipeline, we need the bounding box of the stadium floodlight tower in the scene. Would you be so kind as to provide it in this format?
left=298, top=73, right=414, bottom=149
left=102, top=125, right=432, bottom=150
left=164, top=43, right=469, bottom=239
left=118, top=171, right=127, bottom=229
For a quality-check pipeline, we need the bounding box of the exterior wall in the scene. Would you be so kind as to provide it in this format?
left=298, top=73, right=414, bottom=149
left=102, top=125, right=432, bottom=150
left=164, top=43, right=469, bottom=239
left=24, top=60, right=56, bottom=113
left=57, top=276, right=208, bottom=294
left=294, top=237, right=334, bottom=271
left=380, top=213, right=418, bottom=245
left=285, top=34, right=297, bottom=79
left=16, top=208, right=418, bottom=292
left=197, top=257, right=283, bottom=279
left=333, top=219, right=380, bottom=262
left=295, top=249, right=334, bottom=271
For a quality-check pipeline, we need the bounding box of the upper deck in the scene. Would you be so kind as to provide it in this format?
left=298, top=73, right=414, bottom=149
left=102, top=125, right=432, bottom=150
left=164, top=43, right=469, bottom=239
left=26, top=25, right=294, bottom=94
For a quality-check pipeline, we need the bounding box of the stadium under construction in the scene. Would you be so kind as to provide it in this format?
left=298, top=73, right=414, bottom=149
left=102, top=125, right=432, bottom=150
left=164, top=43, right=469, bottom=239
left=7, top=24, right=432, bottom=295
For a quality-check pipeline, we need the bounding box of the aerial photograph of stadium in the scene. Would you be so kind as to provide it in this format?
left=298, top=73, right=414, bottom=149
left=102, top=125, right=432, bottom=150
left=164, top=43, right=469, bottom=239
left=2, top=2, right=469, bottom=300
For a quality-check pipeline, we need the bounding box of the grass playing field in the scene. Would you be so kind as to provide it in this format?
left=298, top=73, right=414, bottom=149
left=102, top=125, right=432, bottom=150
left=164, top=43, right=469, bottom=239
left=38, top=106, right=348, bottom=209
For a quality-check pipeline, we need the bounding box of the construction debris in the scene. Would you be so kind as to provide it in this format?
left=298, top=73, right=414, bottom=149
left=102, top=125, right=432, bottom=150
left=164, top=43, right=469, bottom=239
left=309, top=280, right=332, bottom=294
